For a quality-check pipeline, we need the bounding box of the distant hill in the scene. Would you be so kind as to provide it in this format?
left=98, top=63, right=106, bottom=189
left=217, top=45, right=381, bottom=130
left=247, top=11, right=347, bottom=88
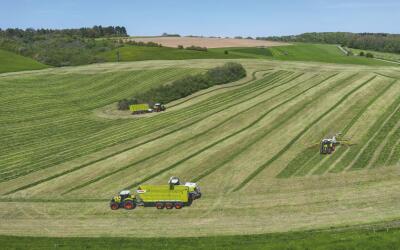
left=0, top=49, right=48, bottom=73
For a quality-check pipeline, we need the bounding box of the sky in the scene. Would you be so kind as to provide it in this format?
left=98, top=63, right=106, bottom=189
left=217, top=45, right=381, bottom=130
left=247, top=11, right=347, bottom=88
left=0, top=0, right=399, bottom=37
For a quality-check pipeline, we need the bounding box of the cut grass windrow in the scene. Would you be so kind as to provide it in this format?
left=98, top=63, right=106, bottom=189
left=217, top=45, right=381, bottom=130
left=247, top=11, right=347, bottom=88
left=0, top=70, right=284, bottom=181
left=167, top=69, right=274, bottom=108
left=62, top=72, right=310, bottom=194
left=330, top=90, right=400, bottom=173
left=3, top=70, right=295, bottom=194
left=280, top=78, right=396, bottom=177
left=373, top=125, right=400, bottom=168
left=120, top=73, right=319, bottom=190
left=235, top=75, right=377, bottom=191
left=387, top=138, right=400, bottom=166
left=190, top=74, right=345, bottom=183
left=350, top=99, right=400, bottom=170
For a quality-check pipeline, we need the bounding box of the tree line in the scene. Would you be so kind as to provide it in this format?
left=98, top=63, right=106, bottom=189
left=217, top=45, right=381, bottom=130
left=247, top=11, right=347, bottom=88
left=0, top=26, right=127, bottom=38
left=0, top=26, right=131, bottom=66
left=257, top=32, right=400, bottom=54
left=118, top=62, right=247, bottom=110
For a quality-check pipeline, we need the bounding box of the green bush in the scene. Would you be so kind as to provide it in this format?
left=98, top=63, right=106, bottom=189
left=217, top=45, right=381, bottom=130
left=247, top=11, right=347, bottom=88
left=185, top=45, right=208, bottom=52
left=366, top=52, right=374, bottom=58
left=118, top=63, right=246, bottom=109
left=359, top=51, right=365, bottom=56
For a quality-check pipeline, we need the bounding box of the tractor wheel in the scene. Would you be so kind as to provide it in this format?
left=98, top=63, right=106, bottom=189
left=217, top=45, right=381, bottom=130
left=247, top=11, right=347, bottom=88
left=197, top=193, right=202, bottom=199
left=124, top=201, right=135, bottom=210
left=174, top=203, right=183, bottom=209
left=165, top=203, right=174, bottom=209
left=110, top=202, right=119, bottom=210
left=156, top=202, right=164, bottom=209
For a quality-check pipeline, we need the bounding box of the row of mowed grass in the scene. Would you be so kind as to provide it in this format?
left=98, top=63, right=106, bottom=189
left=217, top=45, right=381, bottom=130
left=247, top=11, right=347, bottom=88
left=0, top=49, right=49, bottom=73
left=2, top=227, right=400, bottom=249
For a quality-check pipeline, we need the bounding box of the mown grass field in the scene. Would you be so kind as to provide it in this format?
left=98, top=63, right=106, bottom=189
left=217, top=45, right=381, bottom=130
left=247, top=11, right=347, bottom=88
left=0, top=49, right=49, bottom=73
left=0, top=59, right=400, bottom=239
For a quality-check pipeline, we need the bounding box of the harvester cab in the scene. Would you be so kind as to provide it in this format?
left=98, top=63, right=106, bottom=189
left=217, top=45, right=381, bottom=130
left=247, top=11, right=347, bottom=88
left=320, top=139, right=334, bottom=154
left=153, top=103, right=166, bottom=112
left=168, top=176, right=202, bottom=200
left=184, top=182, right=202, bottom=200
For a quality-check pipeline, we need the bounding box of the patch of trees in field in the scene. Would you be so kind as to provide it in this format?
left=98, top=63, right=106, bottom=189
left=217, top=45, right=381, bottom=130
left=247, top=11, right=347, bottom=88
left=0, top=26, right=127, bottom=66
left=118, top=62, right=246, bottom=110
left=259, top=32, right=400, bottom=54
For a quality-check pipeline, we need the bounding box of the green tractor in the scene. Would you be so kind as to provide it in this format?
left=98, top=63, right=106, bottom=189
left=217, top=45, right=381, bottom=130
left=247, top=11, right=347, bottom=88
left=110, top=190, right=136, bottom=210
left=109, top=177, right=201, bottom=210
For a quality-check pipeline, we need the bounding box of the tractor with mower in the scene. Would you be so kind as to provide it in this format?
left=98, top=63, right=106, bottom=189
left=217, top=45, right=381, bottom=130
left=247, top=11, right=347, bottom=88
left=308, top=133, right=356, bottom=155
left=110, top=177, right=201, bottom=210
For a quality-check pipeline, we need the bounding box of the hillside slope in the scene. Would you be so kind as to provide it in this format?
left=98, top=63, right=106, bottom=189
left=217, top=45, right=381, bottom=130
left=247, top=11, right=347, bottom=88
left=0, top=49, right=49, bottom=73
left=0, top=59, right=399, bottom=237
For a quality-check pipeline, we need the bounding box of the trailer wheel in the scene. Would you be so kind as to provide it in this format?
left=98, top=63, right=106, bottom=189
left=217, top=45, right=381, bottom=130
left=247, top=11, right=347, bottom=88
left=174, top=203, right=183, bottom=209
left=124, top=201, right=135, bottom=210
left=110, top=202, right=119, bottom=210
left=165, top=203, right=173, bottom=209
left=156, top=202, right=164, bottom=209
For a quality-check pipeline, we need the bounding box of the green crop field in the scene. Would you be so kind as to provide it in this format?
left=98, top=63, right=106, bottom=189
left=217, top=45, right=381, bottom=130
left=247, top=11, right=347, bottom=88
left=1, top=58, right=400, bottom=243
left=347, top=47, right=400, bottom=63
left=213, top=44, right=395, bottom=66
left=99, top=45, right=245, bottom=62
left=0, top=49, right=49, bottom=73
left=2, top=226, right=400, bottom=249
left=98, top=43, right=394, bottom=66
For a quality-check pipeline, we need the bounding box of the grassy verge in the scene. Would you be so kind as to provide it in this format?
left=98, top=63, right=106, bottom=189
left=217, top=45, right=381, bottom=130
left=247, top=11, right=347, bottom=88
left=1, top=226, right=400, bottom=249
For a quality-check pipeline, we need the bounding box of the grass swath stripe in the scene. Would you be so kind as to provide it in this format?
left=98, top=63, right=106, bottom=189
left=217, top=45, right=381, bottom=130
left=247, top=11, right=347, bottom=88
left=235, top=75, right=377, bottom=191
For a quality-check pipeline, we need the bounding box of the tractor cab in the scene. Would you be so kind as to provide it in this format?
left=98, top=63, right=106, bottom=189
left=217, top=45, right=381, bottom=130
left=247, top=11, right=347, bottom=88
left=110, top=190, right=136, bottom=210
left=153, top=103, right=166, bottom=112
left=119, top=190, right=131, bottom=200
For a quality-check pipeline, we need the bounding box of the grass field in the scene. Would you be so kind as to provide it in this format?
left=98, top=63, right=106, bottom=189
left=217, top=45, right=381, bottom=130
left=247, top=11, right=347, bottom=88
left=0, top=49, right=49, bottom=73
left=214, top=44, right=395, bottom=66
left=1, top=59, right=400, bottom=239
left=347, top=47, right=400, bottom=63
left=99, top=43, right=395, bottom=66
left=2, top=225, right=400, bottom=249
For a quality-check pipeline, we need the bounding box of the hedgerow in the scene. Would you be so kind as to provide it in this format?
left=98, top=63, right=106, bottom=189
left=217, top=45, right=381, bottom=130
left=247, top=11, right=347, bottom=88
left=119, top=63, right=247, bottom=108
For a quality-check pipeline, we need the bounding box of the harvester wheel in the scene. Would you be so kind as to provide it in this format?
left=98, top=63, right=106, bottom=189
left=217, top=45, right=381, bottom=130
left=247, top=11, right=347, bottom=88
left=110, top=202, right=119, bottom=210
left=156, top=202, right=164, bottom=209
left=124, top=201, right=135, bottom=210
left=174, top=203, right=183, bottom=209
left=165, top=203, right=173, bottom=209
